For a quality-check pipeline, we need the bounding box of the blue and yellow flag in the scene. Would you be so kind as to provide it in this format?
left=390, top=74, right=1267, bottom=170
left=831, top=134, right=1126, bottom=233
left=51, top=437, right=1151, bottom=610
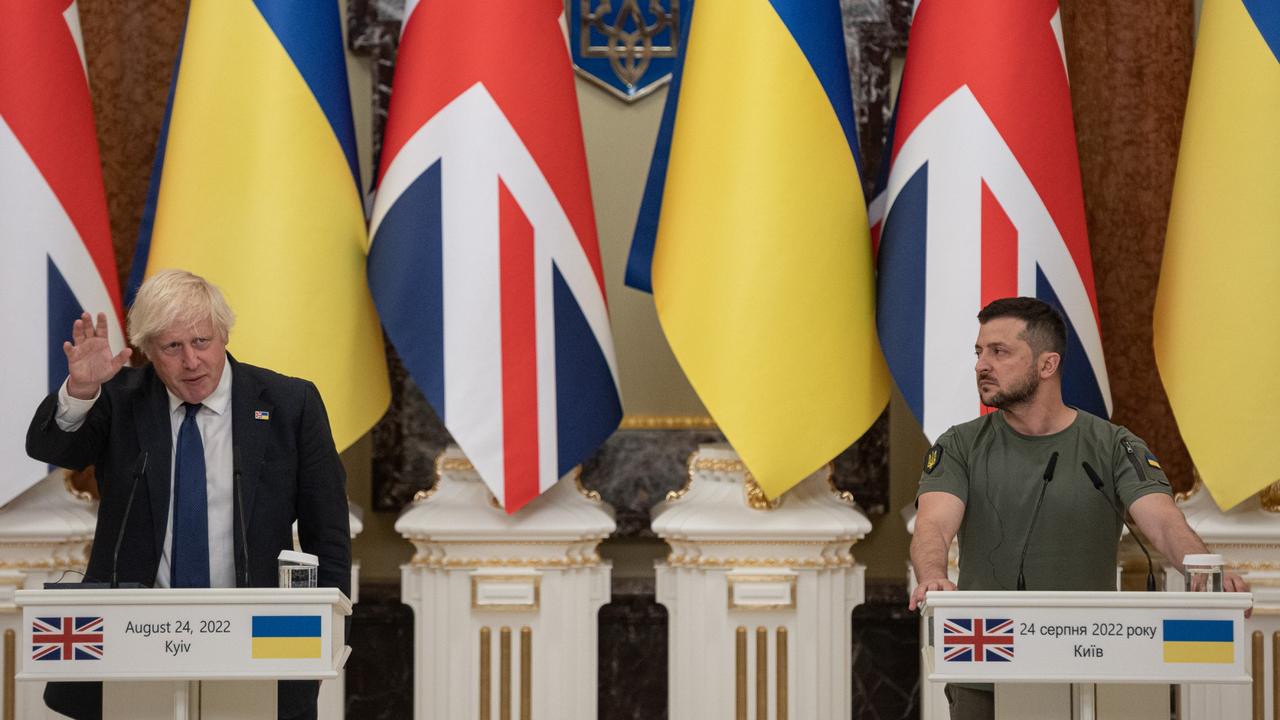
left=251, top=615, right=322, bottom=659
left=626, top=0, right=889, bottom=498
left=1163, top=619, right=1234, bottom=664
left=1154, top=0, right=1280, bottom=510
left=128, top=0, right=388, bottom=451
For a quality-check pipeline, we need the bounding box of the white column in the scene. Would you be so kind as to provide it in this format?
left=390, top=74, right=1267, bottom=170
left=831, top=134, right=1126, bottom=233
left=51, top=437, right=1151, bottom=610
left=396, top=446, right=615, bottom=720
left=0, top=471, right=98, bottom=720
left=1167, top=482, right=1280, bottom=719
left=653, top=444, right=871, bottom=720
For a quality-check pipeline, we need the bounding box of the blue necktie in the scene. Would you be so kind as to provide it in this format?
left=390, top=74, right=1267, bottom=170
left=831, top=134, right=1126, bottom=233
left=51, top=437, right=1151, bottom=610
left=171, top=402, right=210, bottom=587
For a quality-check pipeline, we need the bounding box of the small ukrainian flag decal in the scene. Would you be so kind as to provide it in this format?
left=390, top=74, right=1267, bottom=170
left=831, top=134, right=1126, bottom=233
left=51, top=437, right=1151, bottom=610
left=1163, top=619, right=1233, bottom=663
left=251, top=615, right=322, bottom=659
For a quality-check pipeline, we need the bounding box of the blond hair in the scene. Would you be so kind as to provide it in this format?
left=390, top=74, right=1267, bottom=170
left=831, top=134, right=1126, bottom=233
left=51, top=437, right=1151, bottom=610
left=128, top=269, right=235, bottom=353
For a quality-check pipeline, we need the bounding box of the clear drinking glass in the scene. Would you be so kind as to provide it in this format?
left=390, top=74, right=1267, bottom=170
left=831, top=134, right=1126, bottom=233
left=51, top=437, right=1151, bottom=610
left=1183, top=553, right=1224, bottom=592
left=277, top=549, right=319, bottom=588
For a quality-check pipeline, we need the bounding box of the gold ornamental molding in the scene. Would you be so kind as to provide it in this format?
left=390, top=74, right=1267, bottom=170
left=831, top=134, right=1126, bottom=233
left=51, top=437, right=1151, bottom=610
left=572, top=469, right=602, bottom=503
left=1259, top=480, right=1280, bottom=512
left=63, top=473, right=93, bottom=502
left=666, top=554, right=855, bottom=570
left=744, top=475, right=781, bottom=511
left=665, top=451, right=700, bottom=502
left=1226, top=560, right=1280, bottom=572
left=435, top=454, right=476, bottom=477
left=827, top=469, right=856, bottom=508
left=411, top=554, right=604, bottom=569
left=620, top=414, right=717, bottom=430
left=410, top=484, right=438, bottom=505
left=1173, top=476, right=1201, bottom=504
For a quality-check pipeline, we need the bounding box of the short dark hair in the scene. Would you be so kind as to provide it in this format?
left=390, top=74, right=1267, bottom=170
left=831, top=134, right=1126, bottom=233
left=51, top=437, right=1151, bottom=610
left=977, top=297, right=1067, bottom=361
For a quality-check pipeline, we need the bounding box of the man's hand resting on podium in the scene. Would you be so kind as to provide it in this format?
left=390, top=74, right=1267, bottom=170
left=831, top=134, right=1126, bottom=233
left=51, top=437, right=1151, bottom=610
left=910, top=577, right=957, bottom=611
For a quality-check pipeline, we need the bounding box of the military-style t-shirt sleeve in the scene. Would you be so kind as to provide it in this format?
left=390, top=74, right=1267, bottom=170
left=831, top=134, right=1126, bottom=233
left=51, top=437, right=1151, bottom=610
left=916, top=428, right=969, bottom=505
left=1113, top=430, right=1173, bottom=509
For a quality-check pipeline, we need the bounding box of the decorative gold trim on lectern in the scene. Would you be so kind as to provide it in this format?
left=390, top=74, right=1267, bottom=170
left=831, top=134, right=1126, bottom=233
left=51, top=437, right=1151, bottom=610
left=1260, top=481, right=1280, bottom=513
left=620, top=414, right=717, bottom=429
left=735, top=626, right=747, bottom=720
left=520, top=627, right=532, bottom=720
left=480, top=627, right=492, bottom=720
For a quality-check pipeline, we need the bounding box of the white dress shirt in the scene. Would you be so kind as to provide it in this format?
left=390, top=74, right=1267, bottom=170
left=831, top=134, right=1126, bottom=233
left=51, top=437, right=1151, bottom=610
left=56, top=359, right=237, bottom=588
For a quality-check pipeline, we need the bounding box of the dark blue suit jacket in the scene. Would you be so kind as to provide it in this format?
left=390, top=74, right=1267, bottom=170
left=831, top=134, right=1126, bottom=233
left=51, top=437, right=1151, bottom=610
left=26, top=355, right=351, bottom=719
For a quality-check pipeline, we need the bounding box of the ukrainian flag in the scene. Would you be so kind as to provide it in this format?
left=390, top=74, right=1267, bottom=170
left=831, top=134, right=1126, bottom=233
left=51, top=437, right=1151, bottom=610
left=1163, top=619, right=1235, bottom=664
left=128, top=0, right=389, bottom=451
left=1154, top=0, right=1280, bottom=509
left=251, top=615, right=322, bottom=659
left=626, top=0, right=889, bottom=498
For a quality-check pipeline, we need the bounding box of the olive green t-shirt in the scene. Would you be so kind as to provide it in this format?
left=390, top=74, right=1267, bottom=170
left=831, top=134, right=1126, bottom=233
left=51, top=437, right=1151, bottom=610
left=917, top=409, right=1172, bottom=592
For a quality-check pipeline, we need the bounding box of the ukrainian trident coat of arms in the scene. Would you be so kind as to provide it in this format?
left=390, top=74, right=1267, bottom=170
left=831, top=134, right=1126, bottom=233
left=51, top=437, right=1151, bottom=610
left=568, top=0, right=682, bottom=102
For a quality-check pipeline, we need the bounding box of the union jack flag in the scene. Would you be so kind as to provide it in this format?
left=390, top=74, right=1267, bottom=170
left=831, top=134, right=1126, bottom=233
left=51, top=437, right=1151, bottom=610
left=873, top=0, right=1110, bottom=442
left=32, top=616, right=104, bottom=661
left=942, top=617, right=1014, bottom=662
left=367, top=1, right=622, bottom=513
left=1, top=1, right=125, bottom=507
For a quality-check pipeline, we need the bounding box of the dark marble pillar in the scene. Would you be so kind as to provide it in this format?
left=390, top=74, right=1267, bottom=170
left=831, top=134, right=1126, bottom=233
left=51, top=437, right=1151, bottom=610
left=344, top=582, right=415, bottom=719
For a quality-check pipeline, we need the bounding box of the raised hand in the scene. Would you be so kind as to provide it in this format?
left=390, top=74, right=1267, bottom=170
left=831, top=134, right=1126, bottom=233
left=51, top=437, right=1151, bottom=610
left=64, top=312, right=132, bottom=400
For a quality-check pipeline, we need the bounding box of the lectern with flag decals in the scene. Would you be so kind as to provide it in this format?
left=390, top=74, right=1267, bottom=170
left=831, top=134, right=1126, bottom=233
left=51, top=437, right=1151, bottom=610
left=15, top=587, right=351, bottom=719
left=921, top=591, right=1251, bottom=720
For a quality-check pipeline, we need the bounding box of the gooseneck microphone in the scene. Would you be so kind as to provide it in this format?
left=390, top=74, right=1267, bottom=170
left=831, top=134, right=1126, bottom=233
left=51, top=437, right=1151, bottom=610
left=1016, top=451, right=1059, bottom=590
left=111, top=451, right=149, bottom=589
left=1082, top=461, right=1157, bottom=591
left=233, top=445, right=252, bottom=587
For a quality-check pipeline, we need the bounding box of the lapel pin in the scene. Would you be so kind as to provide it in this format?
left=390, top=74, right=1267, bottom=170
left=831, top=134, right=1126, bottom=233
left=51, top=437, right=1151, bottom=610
left=254, top=410, right=270, bottom=421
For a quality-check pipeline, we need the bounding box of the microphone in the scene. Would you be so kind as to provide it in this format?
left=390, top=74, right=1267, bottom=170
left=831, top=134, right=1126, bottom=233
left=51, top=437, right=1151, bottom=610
left=1016, top=452, right=1059, bottom=590
left=234, top=445, right=252, bottom=587
left=1083, top=461, right=1157, bottom=591
left=111, top=451, right=148, bottom=589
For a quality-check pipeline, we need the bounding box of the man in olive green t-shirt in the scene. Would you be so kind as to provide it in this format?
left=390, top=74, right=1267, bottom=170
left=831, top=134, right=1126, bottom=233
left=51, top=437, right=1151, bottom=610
left=907, top=297, right=1248, bottom=720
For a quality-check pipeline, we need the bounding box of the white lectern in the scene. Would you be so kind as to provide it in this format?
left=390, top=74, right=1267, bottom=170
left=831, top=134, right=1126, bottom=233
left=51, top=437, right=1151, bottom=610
left=15, top=587, right=351, bottom=719
left=922, top=591, right=1251, bottom=720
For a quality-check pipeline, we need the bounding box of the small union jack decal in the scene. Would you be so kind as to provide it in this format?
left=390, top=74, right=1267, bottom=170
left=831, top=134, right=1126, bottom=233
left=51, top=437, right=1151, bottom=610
left=942, top=617, right=1014, bottom=662
left=32, top=616, right=104, bottom=661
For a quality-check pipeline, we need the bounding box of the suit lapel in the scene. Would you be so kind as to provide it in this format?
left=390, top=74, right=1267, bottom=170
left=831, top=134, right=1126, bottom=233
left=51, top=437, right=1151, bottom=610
left=230, top=358, right=271, bottom=585
left=133, top=369, right=173, bottom=558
